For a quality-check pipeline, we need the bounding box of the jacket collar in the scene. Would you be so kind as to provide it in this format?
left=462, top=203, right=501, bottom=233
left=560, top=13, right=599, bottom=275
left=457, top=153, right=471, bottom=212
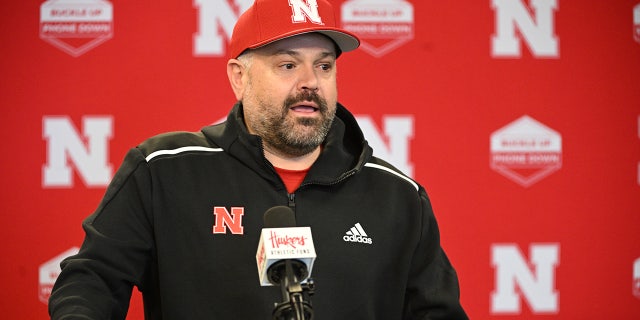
left=201, top=102, right=372, bottom=189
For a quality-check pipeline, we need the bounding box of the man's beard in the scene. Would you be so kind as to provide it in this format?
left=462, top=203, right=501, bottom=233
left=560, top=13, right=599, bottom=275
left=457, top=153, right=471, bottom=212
left=260, top=90, right=335, bottom=157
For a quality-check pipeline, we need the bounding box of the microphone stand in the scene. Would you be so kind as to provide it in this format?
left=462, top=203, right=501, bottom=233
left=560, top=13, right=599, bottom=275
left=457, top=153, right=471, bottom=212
left=270, top=260, right=315, bottom=320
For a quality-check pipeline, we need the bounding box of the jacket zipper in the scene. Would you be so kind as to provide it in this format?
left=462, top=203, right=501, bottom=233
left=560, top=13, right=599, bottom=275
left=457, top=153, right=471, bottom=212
left=288, top=193, right=296, bottom=210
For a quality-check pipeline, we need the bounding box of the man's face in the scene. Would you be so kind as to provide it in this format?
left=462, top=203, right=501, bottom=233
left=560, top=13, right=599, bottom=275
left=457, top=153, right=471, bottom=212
left=237, top=33, right=338, bottom=157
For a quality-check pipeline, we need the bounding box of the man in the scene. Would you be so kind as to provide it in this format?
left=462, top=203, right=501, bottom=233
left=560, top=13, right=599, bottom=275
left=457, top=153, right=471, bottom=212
left=49, top=0, right=468, bottom=319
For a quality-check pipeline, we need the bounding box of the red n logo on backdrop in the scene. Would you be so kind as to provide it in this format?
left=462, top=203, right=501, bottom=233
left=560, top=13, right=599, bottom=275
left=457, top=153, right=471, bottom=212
left=212, top=206, right=245, bottom=234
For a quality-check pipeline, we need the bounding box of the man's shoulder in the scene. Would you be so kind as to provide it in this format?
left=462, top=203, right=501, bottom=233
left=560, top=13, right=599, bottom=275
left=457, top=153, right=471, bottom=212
left=364, top=156, right=421, bottom=193
left=137, top=130, right=221, bottom=162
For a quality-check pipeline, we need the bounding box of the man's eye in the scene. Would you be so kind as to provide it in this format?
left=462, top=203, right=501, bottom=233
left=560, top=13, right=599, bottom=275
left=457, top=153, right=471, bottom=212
left=319, top=64, right=332, bottom=71
left=281, top=63, right=295, bottom=69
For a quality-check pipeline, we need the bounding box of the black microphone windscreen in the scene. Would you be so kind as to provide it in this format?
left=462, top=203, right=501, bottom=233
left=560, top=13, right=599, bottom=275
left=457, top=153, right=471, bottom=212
left=263, top=206, right=296, bottom=228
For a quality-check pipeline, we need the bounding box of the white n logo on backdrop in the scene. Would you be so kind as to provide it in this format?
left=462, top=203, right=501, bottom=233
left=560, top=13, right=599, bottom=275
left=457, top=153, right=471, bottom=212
left=356, top=116, right=414, bottom=177
left=491, top=0, right=559, bottom=58
left=43, top=116, right=113, bottom=188
left=491, top=243, right=560, bottom=314
left=193, top=0, right=254, bottom=56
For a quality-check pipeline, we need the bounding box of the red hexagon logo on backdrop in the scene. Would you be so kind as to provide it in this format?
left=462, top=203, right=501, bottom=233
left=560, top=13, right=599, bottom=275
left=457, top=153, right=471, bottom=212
left=341, top=0, right=414, bottom=58
left=490, top=115, right=563, bottom=187
left=40, top=0, right=113, bottom=57
left=39, top=247, right=79, bottom=304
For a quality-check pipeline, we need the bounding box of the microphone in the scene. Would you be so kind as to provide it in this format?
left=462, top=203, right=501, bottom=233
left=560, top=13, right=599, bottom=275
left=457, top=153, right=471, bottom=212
left=256, top=206, right=316, bottom=319
left=256, top=206, right=316, bottom=286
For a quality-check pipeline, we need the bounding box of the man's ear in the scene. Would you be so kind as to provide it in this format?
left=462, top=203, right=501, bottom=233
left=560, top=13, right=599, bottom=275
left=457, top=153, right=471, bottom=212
left=227, top=59, right=245, bottom=101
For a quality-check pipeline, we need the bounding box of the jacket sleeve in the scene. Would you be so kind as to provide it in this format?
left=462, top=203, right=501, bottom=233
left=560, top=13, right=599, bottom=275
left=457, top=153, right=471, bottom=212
left=48, top=148, right=155, bottom=320
left=402, top=189, right=468, bottom=320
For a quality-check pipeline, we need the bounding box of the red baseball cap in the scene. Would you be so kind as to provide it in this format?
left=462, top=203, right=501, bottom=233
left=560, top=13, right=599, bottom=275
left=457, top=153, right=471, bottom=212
left=228, top=0, right=360, bottom=58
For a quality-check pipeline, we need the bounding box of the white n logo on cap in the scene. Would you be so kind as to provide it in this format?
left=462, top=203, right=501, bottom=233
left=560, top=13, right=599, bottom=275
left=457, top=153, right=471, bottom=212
left=289, top=0, right=323, bottom=25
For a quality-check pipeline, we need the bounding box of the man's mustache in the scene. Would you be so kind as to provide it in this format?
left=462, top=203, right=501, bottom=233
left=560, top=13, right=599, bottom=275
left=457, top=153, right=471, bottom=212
left=284, top=90, right=328, bottom=112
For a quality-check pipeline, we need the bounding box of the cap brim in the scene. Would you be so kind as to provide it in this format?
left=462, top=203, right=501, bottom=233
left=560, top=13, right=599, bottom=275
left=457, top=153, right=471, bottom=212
left=316, top=30, right=360, bottom=54
left=246, top=28, right=360, bottom=56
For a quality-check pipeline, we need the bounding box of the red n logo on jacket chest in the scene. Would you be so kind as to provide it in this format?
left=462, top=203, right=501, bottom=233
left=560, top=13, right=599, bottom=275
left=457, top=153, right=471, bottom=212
left=212, top=206, right=245, bottom=234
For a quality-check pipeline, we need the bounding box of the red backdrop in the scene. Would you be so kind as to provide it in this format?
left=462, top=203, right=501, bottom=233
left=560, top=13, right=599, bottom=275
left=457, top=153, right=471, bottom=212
left=2, top=0, right=640, bottom=318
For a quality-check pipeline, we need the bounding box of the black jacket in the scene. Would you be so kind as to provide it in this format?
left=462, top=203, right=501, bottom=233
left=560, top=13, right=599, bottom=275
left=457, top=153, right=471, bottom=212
left=49, top=102, right=467, bottom=319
